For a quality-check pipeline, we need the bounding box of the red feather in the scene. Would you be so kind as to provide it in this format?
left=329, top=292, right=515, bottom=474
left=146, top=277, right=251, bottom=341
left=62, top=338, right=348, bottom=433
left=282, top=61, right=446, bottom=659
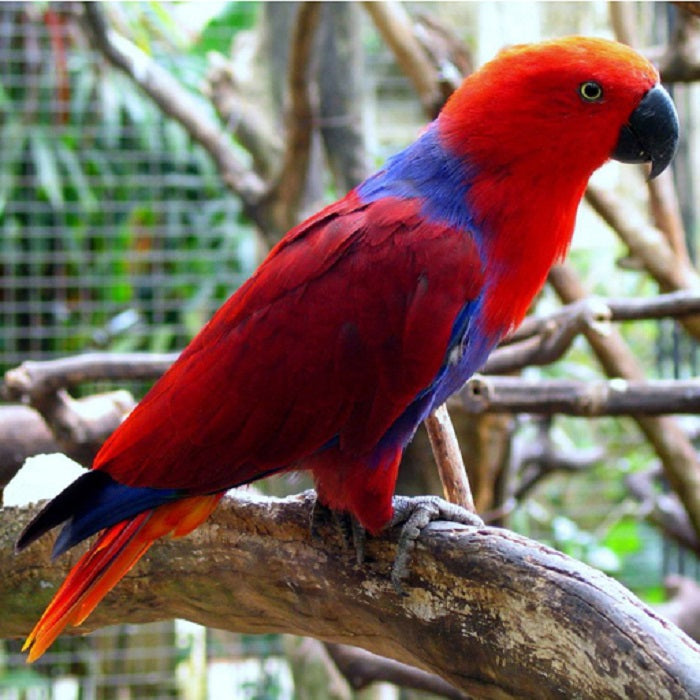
left=95, top=193, right=484, bottom=501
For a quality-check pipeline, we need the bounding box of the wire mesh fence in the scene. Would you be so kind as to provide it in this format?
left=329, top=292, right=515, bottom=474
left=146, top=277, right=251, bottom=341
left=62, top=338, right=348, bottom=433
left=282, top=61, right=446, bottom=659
left=1, top=1, right=700, bottom=697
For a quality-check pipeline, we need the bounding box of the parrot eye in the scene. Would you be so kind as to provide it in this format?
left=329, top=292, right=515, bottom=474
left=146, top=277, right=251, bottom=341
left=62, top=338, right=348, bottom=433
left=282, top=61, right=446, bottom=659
left=579, top=81, right=604, bottom=102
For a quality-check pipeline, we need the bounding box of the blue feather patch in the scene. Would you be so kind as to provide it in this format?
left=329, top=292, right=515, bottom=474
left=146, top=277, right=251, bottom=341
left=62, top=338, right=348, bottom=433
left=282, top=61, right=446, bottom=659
left=357, top=123, right=477, bottom=235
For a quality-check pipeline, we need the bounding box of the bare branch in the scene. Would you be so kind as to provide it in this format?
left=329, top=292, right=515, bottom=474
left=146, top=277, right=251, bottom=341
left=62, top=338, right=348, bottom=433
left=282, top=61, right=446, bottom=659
left=325, top=643, right=468, bottom=700
left=456, top=375, right=700, bottom=416
left=626, top=467, right=700, bottom=556
left=3, top=491, right=700, bottom=699
left=205, top=53, right=284, bottom=181
left=585, top=184, right=700, bottom=340
left=3, top=352, right=176, bottom=399
left=485, top=297, right=610, bottom=374
left=78, top=3, right=267, bottom=217
left=549, top=264, right=700, bottom=545
left=262, top=2, right=322, bottom=233
left=361, top=1, right=443, bottom=117
left=424, top=404, right=476, bottom=512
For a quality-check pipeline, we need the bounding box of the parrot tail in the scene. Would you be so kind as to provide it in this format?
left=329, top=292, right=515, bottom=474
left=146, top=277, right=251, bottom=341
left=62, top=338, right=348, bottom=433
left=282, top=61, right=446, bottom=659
left=22, top=493, right=222, bottom=662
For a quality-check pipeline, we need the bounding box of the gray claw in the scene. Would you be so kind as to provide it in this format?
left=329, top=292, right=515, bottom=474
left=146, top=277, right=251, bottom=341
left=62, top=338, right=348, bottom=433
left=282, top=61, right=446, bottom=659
left=310, top=495, right=368, bottom=565
left=389, top=496, right=483, bottom=592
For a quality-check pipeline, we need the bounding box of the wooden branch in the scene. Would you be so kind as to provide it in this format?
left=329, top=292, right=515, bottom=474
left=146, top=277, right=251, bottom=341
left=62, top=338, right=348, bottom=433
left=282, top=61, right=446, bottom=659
left=626, top=467, right=700, bottom=556
left=78, top=3, right=267, bottom=219
left=3, top=352, right=176, bottom=398
left=658, top=575, right=700, bottom=644
left=262, top=2, right=322, bottom=233
left=0, top=393, right=131, bottom=486
left=485, top=297, right=610, bottom=374
left=424, top=404, right=476, bottom=512
left=3, top=491, right=700, bottom=699
left=361, top=1, right=443, bottom=118
left=658, top=5, right=700, bottom=81
left=585, top=184, right=700, bottom=340
left=549, top=264, right=700, bottom=544
left=456, top=375, right=700, bottom=416
left=0, top=406, right=57, bottom=489
left=204, top=53, right=284, bottom=181
left=325, top=643, right=468, bottom=699
left=317, top=3, right=371, bottom=192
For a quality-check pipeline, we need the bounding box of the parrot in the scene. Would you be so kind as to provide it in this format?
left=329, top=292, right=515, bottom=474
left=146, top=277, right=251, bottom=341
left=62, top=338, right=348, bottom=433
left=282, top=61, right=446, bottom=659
left=16, top=36, right=678, bottom=661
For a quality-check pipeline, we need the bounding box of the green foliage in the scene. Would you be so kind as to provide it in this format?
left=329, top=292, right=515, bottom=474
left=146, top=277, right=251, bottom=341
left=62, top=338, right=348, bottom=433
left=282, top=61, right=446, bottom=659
left=0, top=2, right=258, bottom=371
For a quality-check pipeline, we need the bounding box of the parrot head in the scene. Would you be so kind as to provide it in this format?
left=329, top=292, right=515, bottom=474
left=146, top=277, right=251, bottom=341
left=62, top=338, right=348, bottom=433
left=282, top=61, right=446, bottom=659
left=439, top=36, right=678, bottom=183
left=436, top=36, right=679, bottom=336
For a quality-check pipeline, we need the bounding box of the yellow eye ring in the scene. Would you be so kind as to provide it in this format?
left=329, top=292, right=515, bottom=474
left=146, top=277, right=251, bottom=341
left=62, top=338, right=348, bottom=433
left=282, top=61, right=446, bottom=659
left=579, top=81, right=604, bottom=102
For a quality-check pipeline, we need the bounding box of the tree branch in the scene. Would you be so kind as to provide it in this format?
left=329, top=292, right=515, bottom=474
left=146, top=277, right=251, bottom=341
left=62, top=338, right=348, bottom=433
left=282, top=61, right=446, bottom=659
left=424, top=404, right=476, bottom=512
left=3, top=491, right=700, bottom=699
left=78, top=3, right=267, bottom=220
left=456, top=375, right=700, bottom=416
left=361, top=1, right=443, bottom=118
left=261, top=2, right=322, bottom=234
left=548, top=264, right=700, bottom=545
left=585, top=184, right=700, bottom=340
left=2, top=352, right=176, bottom=399
left=325, top=643, right=468, bottom=699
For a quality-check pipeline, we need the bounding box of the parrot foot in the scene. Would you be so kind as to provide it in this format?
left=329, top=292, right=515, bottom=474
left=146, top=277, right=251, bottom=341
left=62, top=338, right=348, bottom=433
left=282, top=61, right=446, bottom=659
left=388, top=496, right=484, bottom=594
left=310, top=497, right=367, bottom=564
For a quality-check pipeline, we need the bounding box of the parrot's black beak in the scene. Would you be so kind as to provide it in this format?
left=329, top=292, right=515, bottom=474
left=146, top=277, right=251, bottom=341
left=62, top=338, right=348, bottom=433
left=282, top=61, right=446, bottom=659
left=612, top=84, right=679, bottom=179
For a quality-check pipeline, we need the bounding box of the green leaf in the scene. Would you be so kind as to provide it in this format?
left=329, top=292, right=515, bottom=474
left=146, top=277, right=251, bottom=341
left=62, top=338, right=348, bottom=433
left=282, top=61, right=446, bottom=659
left=0, top=119, right=27, bottom=215
left=192, top=2, right=259, bottom=56
left=29, top=128, right=64, bottom=209
left=603, top=518, right=642, bottom=557
left=56, top=140, right=98, bottom=212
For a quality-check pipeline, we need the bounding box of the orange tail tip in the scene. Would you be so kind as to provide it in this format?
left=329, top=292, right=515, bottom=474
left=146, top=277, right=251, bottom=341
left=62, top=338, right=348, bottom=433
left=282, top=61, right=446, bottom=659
left=24, top=493, right=222, bottom=662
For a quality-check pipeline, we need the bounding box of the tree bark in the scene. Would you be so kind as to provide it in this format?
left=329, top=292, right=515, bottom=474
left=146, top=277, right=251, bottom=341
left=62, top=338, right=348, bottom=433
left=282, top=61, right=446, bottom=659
left=3, top=491, right=700, bottom=700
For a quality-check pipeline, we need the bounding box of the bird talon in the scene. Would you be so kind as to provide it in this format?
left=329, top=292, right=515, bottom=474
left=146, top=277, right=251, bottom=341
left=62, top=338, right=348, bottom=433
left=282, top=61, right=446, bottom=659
left=310, top=495, right=367, bottom=564
left=389, top=495, right=483, bottom=590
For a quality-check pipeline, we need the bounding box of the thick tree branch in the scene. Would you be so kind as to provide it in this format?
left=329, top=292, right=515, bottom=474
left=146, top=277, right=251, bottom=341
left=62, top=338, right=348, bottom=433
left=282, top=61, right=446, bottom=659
left=3, top=491, right=700, bottom=699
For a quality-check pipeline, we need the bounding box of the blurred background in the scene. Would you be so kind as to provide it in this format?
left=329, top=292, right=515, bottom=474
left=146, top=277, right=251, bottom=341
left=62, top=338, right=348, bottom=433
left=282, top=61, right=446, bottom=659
left=1, top=1, right=699, bottom=698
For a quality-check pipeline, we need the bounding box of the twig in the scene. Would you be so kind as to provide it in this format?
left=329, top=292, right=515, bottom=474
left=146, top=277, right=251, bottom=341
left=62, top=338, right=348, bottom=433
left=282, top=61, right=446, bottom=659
left=424, top=404, right=476, bottom=513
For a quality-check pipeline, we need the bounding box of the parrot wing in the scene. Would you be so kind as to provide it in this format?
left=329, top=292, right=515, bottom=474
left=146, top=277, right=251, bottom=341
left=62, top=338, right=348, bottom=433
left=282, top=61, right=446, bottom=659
left=95, top=192, right=485, bottom=492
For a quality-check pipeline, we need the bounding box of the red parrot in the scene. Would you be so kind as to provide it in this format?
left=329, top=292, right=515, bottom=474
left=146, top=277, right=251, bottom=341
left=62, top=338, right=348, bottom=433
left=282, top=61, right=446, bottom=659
left=17, top=37, right=678, bottom=660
